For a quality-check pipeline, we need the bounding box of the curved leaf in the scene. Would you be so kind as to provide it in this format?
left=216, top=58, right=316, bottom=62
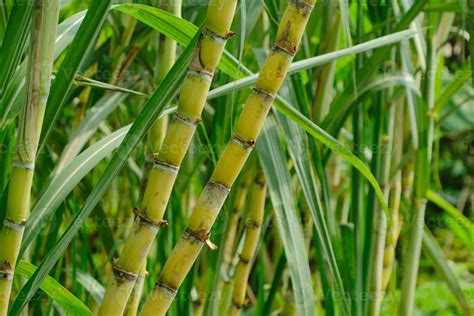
left=16, top=261, right=92, bottom=316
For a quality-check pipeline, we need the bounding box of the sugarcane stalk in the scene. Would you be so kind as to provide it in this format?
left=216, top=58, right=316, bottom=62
left=0, top=1, right=59, bottom=314
left=98, top=1, right=239, bottom=314
left=222, top=171, right=253, bottom=273
left=380, top=97, right=405, bottom=294
left=228, top=170, right=266, bottom=316
left=125, top=4, right=182, bottom=314
left=400, top=25, right=437, bottom=316
left=369, top=86, right=399, bottom=315
left=140, top=2, right=315, bottom=314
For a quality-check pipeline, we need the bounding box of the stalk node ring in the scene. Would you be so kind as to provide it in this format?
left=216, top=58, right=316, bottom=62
left=245, top=219, right=262, bottom=229
left=3, top=218, right=27, bottom=232
left=184, top=228, right=218, bottom=249
left=174, top=111, right=202, bottom=128
left=12, top=160, right=35, bottom=171
left=112, top=264, right=138, bottom=282
left=0, top=261, right=13, bottom=280
left=238, top=254, right=251, bottom=265
left=273, top=43, right=296, bottom=58
left=231, top=134, right=256, bottom=152
left=252, top=87, right=275, bottom=102
left=153, top=160, right=180, bottom=174
left=232, top=300, right=245, bottom=309
left=134, top=208, right=168, bottom=229
left=154, top=280, right=178, bottom=297
left=187, top=68, right=213, bottom=82
left=202, top=27, right=235, bottom=42
left=288, top=0, right=315, bottom=14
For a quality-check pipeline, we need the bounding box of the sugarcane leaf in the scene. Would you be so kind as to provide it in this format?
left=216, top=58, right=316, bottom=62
left=0, top=2, right=32, bottom=95
left=10, top=27, right=200, bottom=315
left=208, top=29, right=418, bottom=99
left=52, top=93, right=127, bottom=176
left=39, top=0, right=112, bottom=151
left=426, top=190, right=474, bottom=249
left=321, top=0, right=428, bottom=137
left=257, top=117, right=316, bottom=316
left=15, top=260, right=92, bottom=316
left=422, top=229, right=473, bottom=314
left=0, top=10, right=86, bottom=131
left=71, top=270, right=105, bottom=305
left=274, top=83, right=349, bottom=312
left=19, top=125, right=130, bottom=256
left=273, top=96, right=390, bottom=218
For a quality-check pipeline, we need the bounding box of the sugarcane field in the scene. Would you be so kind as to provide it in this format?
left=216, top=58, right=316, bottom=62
left=0, top=0, right=473, bottom=315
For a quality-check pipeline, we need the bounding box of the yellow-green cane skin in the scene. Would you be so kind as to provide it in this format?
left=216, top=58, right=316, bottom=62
left=0, top=2, right=59, bottom=313
left=229, top=174, right=267, bottom=316
left=382, top=177, right=402, bottom=291
left=98, top=1, right=239, bottom=314
left=140, top=2, right=315, bottom=314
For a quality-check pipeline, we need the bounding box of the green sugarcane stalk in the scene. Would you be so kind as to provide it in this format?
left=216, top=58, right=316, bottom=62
left=98, top=1, right=239, bottom=314
left=400, top=23, right=437, bottom=316
left=0, top=1, right=59, bottom=314
left=380, top=98, right=404, bottom=294
left=124, top=2, right=182, bottom=314
left=228, top=170, right=266, bottom=316
left=139, top=2, right=316, bottom=315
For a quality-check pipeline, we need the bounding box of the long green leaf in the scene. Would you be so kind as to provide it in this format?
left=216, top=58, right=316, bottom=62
left=20, top=125, right=130, bottom=256
left=422, top=229, right=473, bottom=314
left=0, top=11, right=86, bottom=130
left=40, top=0, right=112, bottom=150
left=16, top=261, right=92, bottom=316
left=0, top=2, right=32, bottom=95
left=257, top=117, right=316, bottom=316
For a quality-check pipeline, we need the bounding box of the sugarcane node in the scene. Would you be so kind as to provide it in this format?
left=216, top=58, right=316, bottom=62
left=231, top=134, right=256, bottom=151
left=12, top=160, right=35, bottom=171
left=154, top=279, right=178, bottom=296
left=245, top=219, right=261, bottom=229
left=3, top=218, right=27, bottom=232
left=0, top=261, right=13, bottom=280
left=174, top=111, right=202, bottom=127
left=238, top=255, right=251, bottom=265
left=208, top=180, right=231, bottom=193
left=187, top=68, right=214, bottom=82
left=273, top=42, right=296, bottom=58
left=137, top=271, right=149, bottom=280
left=202, top=27, right=232, bottom=43
left=112, top=265, right=138, bottom=282
left=184, top=228, right=209, bottom=244
left=153, top=160, right=180, bottom=174
left=134, top=208, right=168, bottom=229
left=252, top=87, right=275, bottom=102
left=232, top=300, right=244, bottom=309
left=289, top=0, right=315, bottom=15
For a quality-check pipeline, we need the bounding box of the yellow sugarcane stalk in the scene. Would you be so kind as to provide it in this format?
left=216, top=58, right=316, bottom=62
left=140, top=2, right=315, bottom=314
left=228, top=170, right=266, bottom=316
left=218, top=170, right=253, bottom=313
left=98, top=1, right=239, bottom=314
left=0, top=2, right=59, bottom=314
left=125, top=2, right=182, bottom=313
